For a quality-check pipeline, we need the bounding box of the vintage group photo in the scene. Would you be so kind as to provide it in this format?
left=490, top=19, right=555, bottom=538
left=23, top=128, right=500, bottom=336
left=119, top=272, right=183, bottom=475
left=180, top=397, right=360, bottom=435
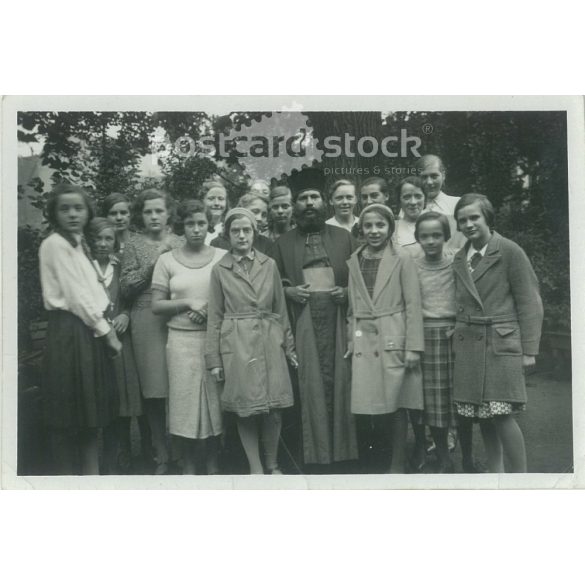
left=12, top=104, right=573, bottom=482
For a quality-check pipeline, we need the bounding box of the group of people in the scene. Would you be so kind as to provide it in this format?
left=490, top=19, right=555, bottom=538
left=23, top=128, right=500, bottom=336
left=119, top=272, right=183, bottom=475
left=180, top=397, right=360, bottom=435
left=37, top=153, right=544, bottom=476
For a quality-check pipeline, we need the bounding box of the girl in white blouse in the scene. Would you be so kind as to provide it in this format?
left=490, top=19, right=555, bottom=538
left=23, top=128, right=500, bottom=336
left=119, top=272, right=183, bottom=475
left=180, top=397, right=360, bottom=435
left=39, top=184, right=121, bottom=474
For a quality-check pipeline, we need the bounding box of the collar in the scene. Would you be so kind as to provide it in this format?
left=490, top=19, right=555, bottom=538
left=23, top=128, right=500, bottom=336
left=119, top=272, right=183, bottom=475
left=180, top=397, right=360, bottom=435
left=466, top=241, right=489, bottom=261
left=232, top=250, right=255, bottom=263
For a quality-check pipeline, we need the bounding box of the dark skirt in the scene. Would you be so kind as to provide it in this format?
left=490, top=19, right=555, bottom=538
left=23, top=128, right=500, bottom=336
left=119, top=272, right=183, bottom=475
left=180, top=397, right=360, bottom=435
left=42, top=310, right=119, bottom=430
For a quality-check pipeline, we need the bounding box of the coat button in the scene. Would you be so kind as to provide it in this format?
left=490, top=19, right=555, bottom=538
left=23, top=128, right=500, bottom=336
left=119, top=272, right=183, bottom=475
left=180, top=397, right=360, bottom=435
left=458, top=306, right=464, bottom=312
left=253, top=324, right=259, bottom=330
left=459, top=334, right=464, bottom=341
left=250, top=301, right=257, bottom=308
left=356, top=352, right=362, bottom=358
left=374, top=350, right=379, bottom=357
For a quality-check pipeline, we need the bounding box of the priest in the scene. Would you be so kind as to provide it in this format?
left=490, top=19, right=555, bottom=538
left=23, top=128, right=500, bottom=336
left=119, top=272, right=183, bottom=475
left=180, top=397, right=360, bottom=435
left=270, top=167, right=358, bottom=469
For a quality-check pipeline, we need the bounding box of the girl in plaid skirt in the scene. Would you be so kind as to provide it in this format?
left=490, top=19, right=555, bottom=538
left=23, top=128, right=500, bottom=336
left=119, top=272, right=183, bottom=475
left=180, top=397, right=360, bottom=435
left=413, top=212, right=458, bottom=473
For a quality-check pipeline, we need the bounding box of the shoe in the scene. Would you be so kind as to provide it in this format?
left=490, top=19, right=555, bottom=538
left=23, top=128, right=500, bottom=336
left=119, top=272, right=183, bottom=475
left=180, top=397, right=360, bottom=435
left=436, top=460, right=455, bottom=474
left=267, top=467, right=283, bottom=475
left=462, top=459, right=487, bottom=473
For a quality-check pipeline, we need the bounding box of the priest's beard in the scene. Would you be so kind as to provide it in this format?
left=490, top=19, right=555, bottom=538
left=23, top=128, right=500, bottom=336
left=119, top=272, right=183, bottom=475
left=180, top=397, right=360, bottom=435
left=294, top=206, right=327, bottom=233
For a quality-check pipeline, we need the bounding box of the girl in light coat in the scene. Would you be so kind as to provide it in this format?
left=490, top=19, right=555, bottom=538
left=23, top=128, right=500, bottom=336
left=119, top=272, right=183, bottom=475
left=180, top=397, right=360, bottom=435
left=346, top=204, right=424, bottom=473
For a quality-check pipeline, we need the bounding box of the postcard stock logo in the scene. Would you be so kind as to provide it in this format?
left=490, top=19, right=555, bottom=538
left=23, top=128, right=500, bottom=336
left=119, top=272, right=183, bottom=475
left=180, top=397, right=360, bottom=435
left=155, top=112, right=422, bottom=179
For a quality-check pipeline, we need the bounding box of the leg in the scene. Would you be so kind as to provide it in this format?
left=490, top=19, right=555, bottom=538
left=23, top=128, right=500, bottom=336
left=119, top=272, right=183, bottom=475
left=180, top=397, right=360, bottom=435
left=389, top=409, right=408, bottom=474
left=137, top=413, right=153, bottom=465
left=355, top=415, right=375, bottom=472
left=236, top=415, right=263, bottom=474
left=457, top=415, right=478, bottom=472
left=479, top=419, right=504, bottom=473
left=117, top=417, right=132, bottom=473
left=205, top=436, right=220, bottom=475
left=143, top=398, right=169, bottom=473
left=493, top=414, right=527, bottom=473
left=409, top=409, right=426, bottom=471
left=261, top=410, right=283, bottom=473
left=180, top=437, right=197, bottom=475
left=430, top=426, right=454, bottom=472
left=79, top=429, right=100, bottom=475
left=49, top=429, right=78, bottom=475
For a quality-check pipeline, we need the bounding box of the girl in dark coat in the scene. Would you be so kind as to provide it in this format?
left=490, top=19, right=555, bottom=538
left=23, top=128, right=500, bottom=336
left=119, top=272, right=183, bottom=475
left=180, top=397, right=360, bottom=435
left=452, top=194, right=543, bottom=473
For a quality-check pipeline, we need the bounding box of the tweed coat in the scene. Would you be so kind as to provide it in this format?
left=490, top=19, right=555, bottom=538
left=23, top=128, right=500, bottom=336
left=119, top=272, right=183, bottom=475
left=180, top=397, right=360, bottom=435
left=205, top=250, right=295, bottom=416
left=451, top=231, right=543, bottom=405
left=347, top=243, right=424, bottom=414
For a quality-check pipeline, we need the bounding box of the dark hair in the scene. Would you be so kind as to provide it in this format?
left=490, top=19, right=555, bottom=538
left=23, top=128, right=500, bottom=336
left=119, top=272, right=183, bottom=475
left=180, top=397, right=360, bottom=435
left=87, top=217, right=119, bottom=252
left=360, top=177, right=389, bottom=196
left=454, top=193, right=496, bottom=230
left=132, top=188, right=175, bottom=229
left=414, top=211, right=451, bottom=242
left=358, top=204, right=396, bottom=238
left=174, top=199, right=212, bottom=235
left=415, top=154, right=446, bottom=174
left=223, top=211, right=258, bottom=241
left=44, top=183, right=95, bottom=229
left=396, top=176, right=426, bottom=202
left=328, top=179, right=355, bottom=201
left=102, top=192, right=130, bottom=216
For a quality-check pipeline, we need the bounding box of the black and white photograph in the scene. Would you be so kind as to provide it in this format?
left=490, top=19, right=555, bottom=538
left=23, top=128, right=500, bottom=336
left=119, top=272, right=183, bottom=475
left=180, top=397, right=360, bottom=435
left=2, top=96, right=583, bottom=488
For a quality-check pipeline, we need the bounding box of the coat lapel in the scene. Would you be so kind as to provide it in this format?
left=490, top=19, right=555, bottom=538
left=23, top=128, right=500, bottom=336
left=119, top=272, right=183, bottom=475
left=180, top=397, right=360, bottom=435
left=371, top=244, right=400, bottom=305
left=472, top=232, right=502, bottom=283
left=249, top=252, right=268, bottom=285
left=452, top=244, right=484, bottom=308
left=347, top=247, right=374, bottom=312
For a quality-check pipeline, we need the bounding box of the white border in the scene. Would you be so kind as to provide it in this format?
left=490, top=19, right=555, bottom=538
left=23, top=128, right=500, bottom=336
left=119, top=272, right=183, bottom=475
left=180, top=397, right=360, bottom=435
left=2, top=95, right=584, bottom=489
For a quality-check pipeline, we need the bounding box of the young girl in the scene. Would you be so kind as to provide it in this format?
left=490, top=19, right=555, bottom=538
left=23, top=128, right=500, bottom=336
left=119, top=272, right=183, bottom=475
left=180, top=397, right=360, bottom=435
left=205, top=208, right=298, bottom=474
left=393, top=176, right=425, bottom=257
left=87, top=217, right=144, bottom=473
left=199, top=181, right=229, bottom=245
left=102, top=193, right=132, bottom=253
left=120, top=188, right=183, bottom=474
left=452, top=193, right=543, bottom=473
left=346, top=204, right=424, bottom=473
left=413, top=212, right=458, bottom=473
left=39, top=184, right=121, bottom=475
left=151, top=200, right=226, bottom=474
left=325, top=179, right=358, bottom=232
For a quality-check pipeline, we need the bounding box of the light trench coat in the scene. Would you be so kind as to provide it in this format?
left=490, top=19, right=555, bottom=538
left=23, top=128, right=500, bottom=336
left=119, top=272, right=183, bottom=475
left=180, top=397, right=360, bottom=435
left=347, top=243, right=424, bottom=414
left=205, top=251, right=295, bottom=417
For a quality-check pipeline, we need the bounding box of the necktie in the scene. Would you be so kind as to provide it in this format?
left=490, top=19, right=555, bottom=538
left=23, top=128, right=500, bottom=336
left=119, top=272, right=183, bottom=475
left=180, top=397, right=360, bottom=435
left=470, top=252, right=482, bottom=271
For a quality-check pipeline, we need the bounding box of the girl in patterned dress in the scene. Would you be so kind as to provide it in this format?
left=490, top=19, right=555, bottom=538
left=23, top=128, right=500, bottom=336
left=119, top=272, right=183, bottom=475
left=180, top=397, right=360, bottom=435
left=120, top=189, right=183, bottom=474
left=451, top=194, right=543, bottom=473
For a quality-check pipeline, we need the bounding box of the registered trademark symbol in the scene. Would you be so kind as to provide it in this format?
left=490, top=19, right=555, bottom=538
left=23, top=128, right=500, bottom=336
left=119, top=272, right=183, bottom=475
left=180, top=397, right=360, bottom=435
left=422, top=123, right=434, bottom=135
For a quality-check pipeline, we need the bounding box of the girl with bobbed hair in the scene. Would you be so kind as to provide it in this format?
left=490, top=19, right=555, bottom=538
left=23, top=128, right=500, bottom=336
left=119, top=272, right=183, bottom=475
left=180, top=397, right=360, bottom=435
left=102, top=193, right=132, bottom=253
left=120, top=188, right=183, bottom=474
left=151, top=199, right=226, bottom=474
left=393, top=176, right=426, bottom=255
left=326, top=179, right=358, bottom=232
left=451, top=193, right=543, bottom=473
